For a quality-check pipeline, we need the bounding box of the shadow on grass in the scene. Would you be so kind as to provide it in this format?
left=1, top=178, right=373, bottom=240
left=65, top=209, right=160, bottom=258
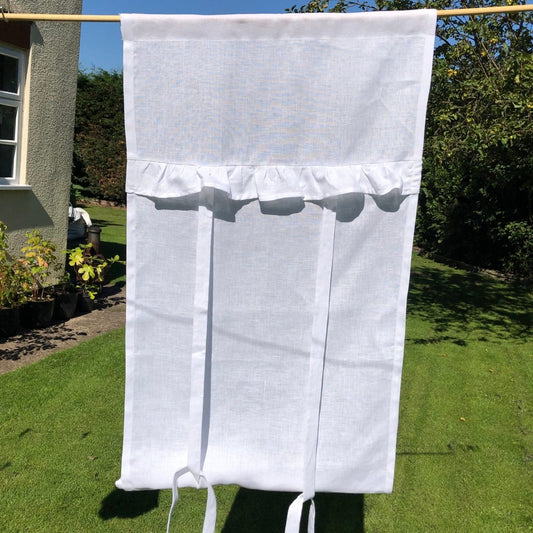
left=89, top=217, right=124, bottom=229
left=222, top=489, right=364, bottom=533
left=98, top=241, right=127, bottom=284
left=85, top=214, right=127, bottom=283
left=99, top=488, right=159, bottom=520
left=407, top=263, right=532, bottom=346
left=98, top=241, right=126, bottom=261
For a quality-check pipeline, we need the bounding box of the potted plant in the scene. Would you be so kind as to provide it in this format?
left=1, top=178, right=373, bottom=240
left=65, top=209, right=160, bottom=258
left=66, top=243, right=123, bottom=313
left=18, top=230, right=61, bottom=328
left=0, top=222, right=28, bottom=337
left=52, top=272, right=80, bottom=321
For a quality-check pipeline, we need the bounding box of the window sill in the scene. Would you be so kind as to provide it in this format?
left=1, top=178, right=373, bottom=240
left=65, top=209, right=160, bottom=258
left=0, top=184, right=32, bottom=190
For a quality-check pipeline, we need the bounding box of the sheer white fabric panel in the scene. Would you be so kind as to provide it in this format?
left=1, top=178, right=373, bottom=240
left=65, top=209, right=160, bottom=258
left=117, top=8, right=436, bottom=510
left=119, top=190, right=418, bottom=493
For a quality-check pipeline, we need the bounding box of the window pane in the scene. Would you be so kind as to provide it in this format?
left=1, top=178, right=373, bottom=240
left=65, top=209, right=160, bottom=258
left=0, top=104, right=16, bottom=140
left=0, top=144, right=15, bottom=177
left=0, top=54, right=19, bottom=93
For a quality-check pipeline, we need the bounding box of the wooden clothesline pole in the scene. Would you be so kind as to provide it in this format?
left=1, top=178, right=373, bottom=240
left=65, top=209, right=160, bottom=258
left=439, top=3, right=532, bottom=16
left=0, top=4, right=532, bottom=22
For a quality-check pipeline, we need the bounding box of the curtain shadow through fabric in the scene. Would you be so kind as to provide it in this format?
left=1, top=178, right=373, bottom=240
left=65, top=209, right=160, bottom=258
left=152, top=189, right=405, bottom=223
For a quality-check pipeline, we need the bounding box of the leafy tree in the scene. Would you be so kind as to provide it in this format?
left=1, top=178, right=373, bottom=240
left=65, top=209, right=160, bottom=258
left=286, top=0, right=357, bottom=11
left=73, top=70, right=126, bottom=204
left=287, top=1, right=533, bottom=279
left=420, top=1, right=532, bottom=280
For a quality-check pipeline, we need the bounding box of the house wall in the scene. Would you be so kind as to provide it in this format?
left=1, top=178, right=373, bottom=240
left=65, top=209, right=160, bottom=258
left=0, top=0, right=82, bottom=272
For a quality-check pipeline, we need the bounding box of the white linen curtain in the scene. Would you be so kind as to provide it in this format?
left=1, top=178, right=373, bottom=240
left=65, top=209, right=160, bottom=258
left=118, top=11, right=436, bottom=533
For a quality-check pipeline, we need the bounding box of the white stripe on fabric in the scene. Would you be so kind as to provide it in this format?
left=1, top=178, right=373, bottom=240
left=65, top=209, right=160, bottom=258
left=285, top=200, right=337, bottom=533
left=188, top=188, right=215, bottom=475
left=168, top=188, right=217, bottom=533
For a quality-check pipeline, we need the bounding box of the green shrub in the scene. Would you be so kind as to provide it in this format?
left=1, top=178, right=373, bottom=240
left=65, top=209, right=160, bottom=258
left=498, top=221, right=533, bottom=280
left=73, top=69, right=126, bottom=204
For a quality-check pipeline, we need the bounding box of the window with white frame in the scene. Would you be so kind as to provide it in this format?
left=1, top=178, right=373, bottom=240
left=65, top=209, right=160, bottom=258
left=0, top=45, right=25, bottom=185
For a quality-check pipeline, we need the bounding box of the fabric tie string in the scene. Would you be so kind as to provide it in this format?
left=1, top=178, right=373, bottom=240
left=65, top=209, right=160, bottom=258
left=285, top=494, right=316, bottom=533
left=188, top=188, right=215, bottom=475
left=167, top=468, right=217, bottom=533
left=168, top=188, right=217, bottom=533
left=285, top=200, right=337, bottom=533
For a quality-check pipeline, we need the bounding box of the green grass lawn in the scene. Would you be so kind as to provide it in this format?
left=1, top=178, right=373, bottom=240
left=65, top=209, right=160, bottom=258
left=1, top=206, right=532, bottom=532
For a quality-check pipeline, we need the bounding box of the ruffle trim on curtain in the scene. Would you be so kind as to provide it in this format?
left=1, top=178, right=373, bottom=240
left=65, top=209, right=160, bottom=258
left=126, top=160, right=422, bottom=200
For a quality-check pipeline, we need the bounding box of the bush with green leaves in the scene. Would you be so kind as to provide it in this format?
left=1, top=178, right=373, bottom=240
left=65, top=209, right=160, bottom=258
left=67, top=243, right=124, bottom=300
left=419, top=0, right=532, bottom=280
left=0, top=222, right=27, bottom=308
left=18, top=230, right=61, bottom=301
left=73, top=69, right=126, bottom=204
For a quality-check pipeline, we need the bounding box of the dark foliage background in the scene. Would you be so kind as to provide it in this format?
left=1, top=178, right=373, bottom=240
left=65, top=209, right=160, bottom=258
left=72, top=70, right=126, bottom=204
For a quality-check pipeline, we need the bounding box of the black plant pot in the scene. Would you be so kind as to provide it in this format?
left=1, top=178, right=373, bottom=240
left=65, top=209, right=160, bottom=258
left=76, top=293, right=95, bottom=315
left=0, top=306, right=21, bottom=337
left=21, top=299, right=56, bottom=329
left=54, top=291, right=79, bottom=321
